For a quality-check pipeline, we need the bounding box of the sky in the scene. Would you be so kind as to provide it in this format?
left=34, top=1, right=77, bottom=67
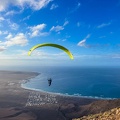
left=0, top=0, right=120, bottom=67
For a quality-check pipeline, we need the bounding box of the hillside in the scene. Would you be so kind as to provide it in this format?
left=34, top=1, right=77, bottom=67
left=73, top=107, right=120, bottom=120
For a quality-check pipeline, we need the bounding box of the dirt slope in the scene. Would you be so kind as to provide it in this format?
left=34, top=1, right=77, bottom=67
left=73, top=107, right=120, bottom=120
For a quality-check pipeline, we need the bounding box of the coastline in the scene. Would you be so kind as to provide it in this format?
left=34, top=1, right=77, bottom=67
left=0, top=70, right=120, bottom=120
left=21, top=73, right=115, bottom=100
left=22, top=84, right=115, bottom=100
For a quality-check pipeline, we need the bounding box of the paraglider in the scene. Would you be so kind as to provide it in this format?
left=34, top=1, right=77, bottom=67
left=28, top=43, right=74, bottom=86
left=28, top=43, right=74, bottom=59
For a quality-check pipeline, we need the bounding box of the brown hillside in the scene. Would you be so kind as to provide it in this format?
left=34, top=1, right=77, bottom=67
left=73, top=107, right=120, bottom=120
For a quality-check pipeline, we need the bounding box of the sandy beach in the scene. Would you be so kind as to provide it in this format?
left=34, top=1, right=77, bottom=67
left=0, top=70, right=120, bottom=120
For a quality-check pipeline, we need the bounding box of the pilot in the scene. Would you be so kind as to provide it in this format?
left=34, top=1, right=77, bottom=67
left=48, top=78, right=52, bottom=86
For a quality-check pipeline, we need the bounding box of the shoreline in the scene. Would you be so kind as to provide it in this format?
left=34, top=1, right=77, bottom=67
left=21, top=84, right=116, bottom=100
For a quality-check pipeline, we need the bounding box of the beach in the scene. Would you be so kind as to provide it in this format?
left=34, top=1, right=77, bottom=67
left=0, top=70, right=120, bottom=120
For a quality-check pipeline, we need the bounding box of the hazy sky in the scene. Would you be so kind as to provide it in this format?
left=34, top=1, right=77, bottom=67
left=0, top=0, right=120, bottom=66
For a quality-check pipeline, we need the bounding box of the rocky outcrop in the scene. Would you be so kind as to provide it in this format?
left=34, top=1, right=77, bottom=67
left=73, top=107, right=120, bottom=120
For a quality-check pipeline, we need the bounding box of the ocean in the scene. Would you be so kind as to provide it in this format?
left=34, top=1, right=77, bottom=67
left=20, top=66, right=120, bottom=99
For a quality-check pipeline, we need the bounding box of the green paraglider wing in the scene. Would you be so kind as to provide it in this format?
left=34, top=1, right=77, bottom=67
left=28, top=43, right=74, bottom=59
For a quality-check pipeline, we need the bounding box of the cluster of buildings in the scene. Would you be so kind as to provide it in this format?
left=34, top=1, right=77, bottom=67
left=26, top=91, right=58, bottom=106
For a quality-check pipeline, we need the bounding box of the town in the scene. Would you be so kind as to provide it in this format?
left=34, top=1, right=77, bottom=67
left=26, top=91, right=58, bottom=106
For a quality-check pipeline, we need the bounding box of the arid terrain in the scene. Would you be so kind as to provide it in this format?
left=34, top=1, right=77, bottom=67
left=0, top=70, right=120, bottom=120
left=73, top=107, right=120, bottom=120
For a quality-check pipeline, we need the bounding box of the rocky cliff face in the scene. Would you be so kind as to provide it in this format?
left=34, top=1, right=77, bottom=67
left=73, top=107, right=120, bottom=120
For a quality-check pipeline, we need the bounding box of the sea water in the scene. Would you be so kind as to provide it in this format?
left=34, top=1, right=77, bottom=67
left=20, top=66, right=120, bottom=99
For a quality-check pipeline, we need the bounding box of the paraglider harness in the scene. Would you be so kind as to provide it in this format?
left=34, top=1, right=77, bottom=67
left=48, top=78, right=52, bottom=86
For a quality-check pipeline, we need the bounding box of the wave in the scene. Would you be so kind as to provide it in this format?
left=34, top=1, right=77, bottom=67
left=21, top=84, right=115, bottom=100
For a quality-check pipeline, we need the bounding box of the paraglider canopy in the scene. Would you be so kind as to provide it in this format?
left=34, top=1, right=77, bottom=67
left=28, top=43, right=74, bottom=59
